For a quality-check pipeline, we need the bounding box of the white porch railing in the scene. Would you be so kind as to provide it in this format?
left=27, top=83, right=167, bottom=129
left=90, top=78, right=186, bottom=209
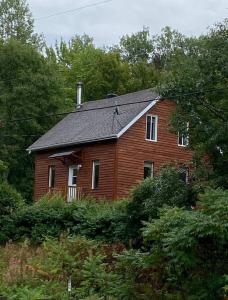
left=67, top=186, right=82, bottom=203
left=48, top=186, right=82, bottom=202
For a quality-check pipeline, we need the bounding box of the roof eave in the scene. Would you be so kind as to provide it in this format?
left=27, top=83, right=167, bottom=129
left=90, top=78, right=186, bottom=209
left=27, top=135, right=118, bottom=153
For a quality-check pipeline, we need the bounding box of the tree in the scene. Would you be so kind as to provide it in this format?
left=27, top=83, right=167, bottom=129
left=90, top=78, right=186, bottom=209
left=119, top=27, right=154, bottom=63
left=157, top=20, right=228, bottom=187
left=143, top=188, right=228, bottom=299
left=0, top=39, right=65, bottom=200
left=52, top=34, right=132, bottom=102
left=0, top=0, right=43, bottom=46
left=117, top=27, right=159, bottom=91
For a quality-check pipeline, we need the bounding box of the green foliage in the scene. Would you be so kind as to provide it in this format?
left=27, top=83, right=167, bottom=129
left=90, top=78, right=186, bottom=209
left=0, top=188, right=227, bottom=299
left=157, top=19, right=228, bottom=188
left=0, top=181, right=25, bottom=244
left=119, top=26, right=153, bottom=63
left=0, top=181, right=25, bottom=216
left=0, top=39, right=66, bottom=200
left=126, top=166, right=194, bottom=240
left=143, top=188, right=228, bottom=299
left=0, top=0, right=43, bottom=47
left=0, top=160, right=8, bottom=182
left=3, top=197, right=129, bottom=244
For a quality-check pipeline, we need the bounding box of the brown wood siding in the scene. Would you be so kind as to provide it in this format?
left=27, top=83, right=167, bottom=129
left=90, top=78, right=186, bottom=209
left=34, top=99, right=193, bottom=201
left=115, top=99, right=193, bottom=198
left=34, top=141, right=116, bottom=201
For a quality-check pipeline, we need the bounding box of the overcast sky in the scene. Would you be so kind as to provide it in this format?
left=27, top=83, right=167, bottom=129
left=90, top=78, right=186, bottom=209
left=28, top=0, right=227, bottom=47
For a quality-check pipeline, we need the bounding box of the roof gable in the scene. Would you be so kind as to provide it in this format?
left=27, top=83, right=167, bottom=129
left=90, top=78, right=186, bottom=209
left=28, top=89, right=160, bottom=152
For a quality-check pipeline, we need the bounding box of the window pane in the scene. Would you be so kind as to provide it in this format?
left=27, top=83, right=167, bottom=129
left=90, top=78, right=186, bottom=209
left=49, top=166, right=55, bottom=188
left=72, top=176, right=77, bottom=185
left=92, top=161, right=100, bottom=189
left=146, top=116, right=151, bottom=139
left=72, top=168, right=77, bottom=177
left=151, top=117, right=156, bottom=140
left=144, top=162, right=153, bottom=179
left=179, top=167, right=188, bottom=183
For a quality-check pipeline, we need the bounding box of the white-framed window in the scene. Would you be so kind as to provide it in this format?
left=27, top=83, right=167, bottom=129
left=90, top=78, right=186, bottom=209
left=179, top=167, right=189, bottom=183
left=92, top=160, right=100, bottom=189
left=48, top=166, right=56, bottom=188
left=144, top=161, right=154, bottom=179
left=178, top=122, right=189, bottom=147
left=146, top=115, right=158, bottom=142
left=68, top=165, right=77, bottom=187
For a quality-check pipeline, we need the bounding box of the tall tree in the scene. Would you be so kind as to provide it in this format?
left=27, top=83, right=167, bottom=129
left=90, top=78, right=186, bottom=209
left=157, top=20, right=228, bottom=187
left=0, top=0, right=42, bottom=46
left=52, top=34, right=132, bottom=102
left=0, top=39, right=65, bottom=200
left=119, top=27, right=153, bottom=63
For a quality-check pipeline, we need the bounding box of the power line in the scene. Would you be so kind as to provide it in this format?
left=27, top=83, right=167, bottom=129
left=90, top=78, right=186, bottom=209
left=35, top=0, right=112, bottom=21
left=0, top=87, right=227, bottom=125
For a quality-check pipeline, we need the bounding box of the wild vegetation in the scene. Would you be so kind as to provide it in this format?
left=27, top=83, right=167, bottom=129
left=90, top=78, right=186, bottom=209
left=0, top=0, right=227, bottom=299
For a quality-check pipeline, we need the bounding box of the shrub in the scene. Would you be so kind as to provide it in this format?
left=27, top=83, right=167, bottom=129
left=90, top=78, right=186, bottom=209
left=0, top=182, right=25, bottom=216
left=126, top=166, right=194, bottom=240
left=10, top=196, right=129, bottom=244
left=143, top=188, right=228, bottom=299
left=0, top=182, right=25, bottom=244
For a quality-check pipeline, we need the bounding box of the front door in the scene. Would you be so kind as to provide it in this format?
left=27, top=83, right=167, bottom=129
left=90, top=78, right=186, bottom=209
left=68, top=165, right=77, bottom=202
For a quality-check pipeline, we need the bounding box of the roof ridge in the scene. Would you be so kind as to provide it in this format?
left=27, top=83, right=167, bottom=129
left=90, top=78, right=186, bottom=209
left=80, top=88, right=156, bottom=107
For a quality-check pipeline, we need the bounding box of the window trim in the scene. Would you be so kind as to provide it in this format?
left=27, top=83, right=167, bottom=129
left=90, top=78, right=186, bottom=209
left=144, top=161, right=154, bottom=179
left=92, top=160, right=100, bottom=190
left=146, top=114, right=158, bottom=142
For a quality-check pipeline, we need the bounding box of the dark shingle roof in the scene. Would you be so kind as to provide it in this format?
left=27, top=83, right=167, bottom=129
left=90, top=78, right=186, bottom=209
left=27, top=89, right=159, bottom=152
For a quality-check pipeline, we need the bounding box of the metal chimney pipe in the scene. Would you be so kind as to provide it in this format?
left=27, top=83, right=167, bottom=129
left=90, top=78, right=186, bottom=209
left=76, top=82, right=83, bottom=108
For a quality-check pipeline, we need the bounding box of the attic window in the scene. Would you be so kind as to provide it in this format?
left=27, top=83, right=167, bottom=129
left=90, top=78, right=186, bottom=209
left=146, top=115, right=158, bottom=142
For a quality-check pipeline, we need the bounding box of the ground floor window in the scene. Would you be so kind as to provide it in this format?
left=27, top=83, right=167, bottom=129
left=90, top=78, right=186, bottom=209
left=48, top=166, right=56, bottom=188
left=179, top=166, right=189, bottom=183
left=144, top=161, right=154, bottom=179
left=92, top=160, right=100, bottom=189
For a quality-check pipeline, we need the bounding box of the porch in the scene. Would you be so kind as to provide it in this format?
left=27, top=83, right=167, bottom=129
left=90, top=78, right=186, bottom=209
left=48, top=186, right=83, bottom=203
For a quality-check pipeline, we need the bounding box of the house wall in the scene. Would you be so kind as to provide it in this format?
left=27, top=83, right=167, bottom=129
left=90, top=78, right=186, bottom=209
left=34, top=99, right=193, bottom=201
left=34, top=140, right=117, bottom=201
left=115, top=99, right=193, bottom=198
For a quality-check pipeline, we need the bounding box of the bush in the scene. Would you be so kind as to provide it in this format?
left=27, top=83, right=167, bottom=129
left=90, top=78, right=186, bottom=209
left=0, top=182, right=25, bottom=244
left=10, top=196, right=129, bottom=244
left=0, top=182, right=25, bottom=216
left=143, top=188, right=228, bottom=299
left=126, top=166, right=194, bottom=240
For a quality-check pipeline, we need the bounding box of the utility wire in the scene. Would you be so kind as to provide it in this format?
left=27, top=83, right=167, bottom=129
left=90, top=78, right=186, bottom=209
left=35, top=0, right=112, bottom=21
left=0, top=87, right=227, bottom=125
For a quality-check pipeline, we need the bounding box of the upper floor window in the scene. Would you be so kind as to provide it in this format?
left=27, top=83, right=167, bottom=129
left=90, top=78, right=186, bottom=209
left=48, top=166, right=55, bottom=189
left=178, top=122, right=189, bottom=147
left=92, top=160, right=100, bottom=189
left=146, top=115, right=158, bottom=142
left=144, top=161, right=154, bottom=179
